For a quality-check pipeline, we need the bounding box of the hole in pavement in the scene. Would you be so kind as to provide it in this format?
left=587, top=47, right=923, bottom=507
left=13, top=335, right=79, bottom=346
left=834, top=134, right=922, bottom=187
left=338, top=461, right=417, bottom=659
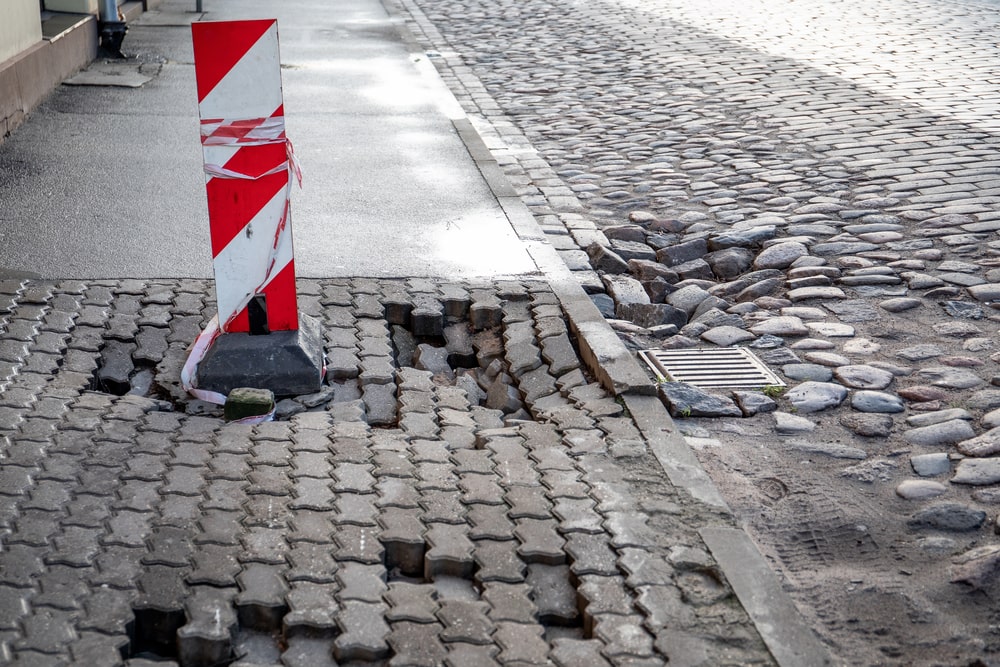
left=130, top=606, right=185, bottom=660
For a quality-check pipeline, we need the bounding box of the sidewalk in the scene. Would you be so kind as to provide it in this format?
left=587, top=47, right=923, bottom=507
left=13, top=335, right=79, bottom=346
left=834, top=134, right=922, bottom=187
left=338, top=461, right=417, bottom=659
left=0, top=0, right=828, bottom=665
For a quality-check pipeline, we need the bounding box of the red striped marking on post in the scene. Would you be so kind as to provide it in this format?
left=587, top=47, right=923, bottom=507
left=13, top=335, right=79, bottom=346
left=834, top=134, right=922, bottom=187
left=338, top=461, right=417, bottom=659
left=191, top=19, right=300, bottom=334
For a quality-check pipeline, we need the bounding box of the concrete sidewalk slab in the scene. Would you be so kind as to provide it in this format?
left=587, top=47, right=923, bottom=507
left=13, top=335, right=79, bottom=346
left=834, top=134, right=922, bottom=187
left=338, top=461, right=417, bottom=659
left=0, top=0, right=536, bottom=280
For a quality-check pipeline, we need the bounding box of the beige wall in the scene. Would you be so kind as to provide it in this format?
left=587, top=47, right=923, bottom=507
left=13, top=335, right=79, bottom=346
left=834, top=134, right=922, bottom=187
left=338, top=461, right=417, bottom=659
left=0, top=0, right=43, bottom=65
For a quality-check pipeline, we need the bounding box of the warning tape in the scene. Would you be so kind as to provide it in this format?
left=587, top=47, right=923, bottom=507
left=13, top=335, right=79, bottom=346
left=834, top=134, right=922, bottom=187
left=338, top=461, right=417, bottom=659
left=181, top=114, right=304, bottom=419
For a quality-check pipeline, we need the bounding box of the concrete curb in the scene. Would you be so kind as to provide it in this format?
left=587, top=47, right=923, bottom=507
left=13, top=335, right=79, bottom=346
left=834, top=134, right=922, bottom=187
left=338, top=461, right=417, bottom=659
left=384, top=3, right=834, bottom=665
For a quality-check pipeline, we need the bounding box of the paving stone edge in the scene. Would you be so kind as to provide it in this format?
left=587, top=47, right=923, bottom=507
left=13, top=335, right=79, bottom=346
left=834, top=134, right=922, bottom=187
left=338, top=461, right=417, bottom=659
left=381, top=6, right=836, bottom=663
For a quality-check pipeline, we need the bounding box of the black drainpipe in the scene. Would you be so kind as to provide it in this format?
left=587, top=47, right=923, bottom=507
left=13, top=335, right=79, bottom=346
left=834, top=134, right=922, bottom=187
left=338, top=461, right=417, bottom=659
left=98, top=0, right=127, bottom=57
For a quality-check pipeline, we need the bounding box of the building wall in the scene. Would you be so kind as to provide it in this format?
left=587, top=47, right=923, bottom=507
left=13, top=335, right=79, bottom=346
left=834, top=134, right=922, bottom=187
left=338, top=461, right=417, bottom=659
left=0, top=0, right=43, bottom=65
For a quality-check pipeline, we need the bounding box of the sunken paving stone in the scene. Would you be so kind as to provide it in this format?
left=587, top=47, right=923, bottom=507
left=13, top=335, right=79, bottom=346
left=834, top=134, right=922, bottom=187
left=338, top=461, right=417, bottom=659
left=0, top=278, right=780, bottom=664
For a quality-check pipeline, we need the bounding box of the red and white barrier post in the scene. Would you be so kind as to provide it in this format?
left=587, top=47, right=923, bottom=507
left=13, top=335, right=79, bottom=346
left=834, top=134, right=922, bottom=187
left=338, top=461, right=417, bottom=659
left=183, top=19, right=323, bottom=401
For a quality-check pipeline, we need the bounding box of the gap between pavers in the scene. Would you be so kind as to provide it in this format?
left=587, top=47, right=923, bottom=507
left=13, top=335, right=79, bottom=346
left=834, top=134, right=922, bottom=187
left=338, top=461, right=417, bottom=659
left=389, top=13, right=836, bottom=663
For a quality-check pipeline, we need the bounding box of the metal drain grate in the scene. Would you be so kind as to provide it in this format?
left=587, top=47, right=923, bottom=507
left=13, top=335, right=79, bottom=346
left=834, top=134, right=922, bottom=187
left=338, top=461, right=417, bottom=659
left=639, top=347, right=785, bottom=389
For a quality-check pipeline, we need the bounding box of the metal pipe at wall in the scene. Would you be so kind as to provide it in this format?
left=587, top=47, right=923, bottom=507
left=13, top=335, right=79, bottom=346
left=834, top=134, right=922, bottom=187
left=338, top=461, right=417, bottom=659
left=97, top=0, right=118, bottom=22
left=98, top=0, right=127, bottom=57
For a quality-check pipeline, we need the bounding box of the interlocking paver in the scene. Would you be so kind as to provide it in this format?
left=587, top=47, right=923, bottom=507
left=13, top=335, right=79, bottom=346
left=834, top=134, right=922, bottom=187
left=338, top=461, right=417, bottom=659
left=473, top=539, right=526, bottom=584
left=419, top=489, right=467, bottom=524
left=514, top=518, right=566, bottom=565
left=438, top=599, right=494, bottom=645
left=482, top=582, right=538, bottom=624
left=284, top=581, right=339, bottom=638
left=385, top=582, right=440, bottom=624
left=47, top=526, right=102, bottom=568
left=187, top=544, right=241, bottom=587
left=387, top=620, right=449, bottom=667
left=16, top=608, right=77, bottom=654
left=73, top=592, right=130, bottom=640
left=526, top=563, right=579, bottom=627
left=333, top=525, right=384, bottom=564
left=176, top=587, right=238, bottom=667
left=68, top=631, right=129, bottom=667
left=235, top=563, right=289, bottom=631
left=424, top=523, right=476, bottom=579
left=334, top=600, right=391, bottom=662
left=493, top=621, right=550, bottom=665
left=33, top=565, right=91, bottom=610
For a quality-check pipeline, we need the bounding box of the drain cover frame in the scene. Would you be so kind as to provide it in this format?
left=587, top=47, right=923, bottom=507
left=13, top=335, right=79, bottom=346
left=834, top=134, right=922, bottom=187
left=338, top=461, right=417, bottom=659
left=639, top=347, right=785, bottom=389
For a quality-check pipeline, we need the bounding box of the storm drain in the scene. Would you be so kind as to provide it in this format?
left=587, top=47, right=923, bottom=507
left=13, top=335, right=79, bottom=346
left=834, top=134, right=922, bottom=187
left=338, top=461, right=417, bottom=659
left=639, top=347, right=784, bottom=389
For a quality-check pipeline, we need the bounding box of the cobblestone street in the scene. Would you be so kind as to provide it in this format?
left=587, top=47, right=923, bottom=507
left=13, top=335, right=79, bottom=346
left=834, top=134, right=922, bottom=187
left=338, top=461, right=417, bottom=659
left=393, top=0, right=1000, bottom=663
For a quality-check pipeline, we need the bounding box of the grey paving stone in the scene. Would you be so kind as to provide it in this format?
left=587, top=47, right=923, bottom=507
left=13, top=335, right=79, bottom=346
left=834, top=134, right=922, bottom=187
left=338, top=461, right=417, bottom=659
left=618, top=548, right=675, bottom=587
left=33, top=565, right=91, bottom=610
left=578, top=575, right=636, bottom=632
left=526, top=563, right=579, bottom=626
left=284, top=581, right=339, bottom=638
left=0, top=584, right=30, bottom=630
left=334, top=600, right=391, bottom=662
left=195, top=510, right=243, bottom=546
left=235, top=563, right=289, bottom=631
left=47, top=526, right=102, bottom=568
left=379, top=507, right=426, bottom=577
left=333, top=492, right=379, bottom=528
left=425, top=523, right=476, bottom=579
left=332, top=462, right=377, bottom=494
left=504, top=486, right=551, bottom=520
left=482, top=582, right=537, bottom=624
left=334, top=525, right=384, bottom=564
left=91, top=546, right=145, bottom=590
left=375, top=477, right=422, bottom=510
left=187, top=544, right=242, bottom=587
left=436, top=600, right=494, bottom=646
left=493, top=621, right=550, bottom=664
left=385, top=582, right=440, bottom=624
left=550, top=638, right=612, bottom=667
left=290, top=477, right=335, bottom=512
left=388, top=620, right=449, bottom=666
left=541, top=469, right=590, bottom=500
left=287, top=542, right=338, bottom=584
left=419, top=489, right=467, bottom=525
left=68, top=631, right=130, bottom=667
left=514, top=518, right=566, bottom=565
left=473, top=539, right=526, bottom=584
left=592, top=613, right=657, bottom=658
left=177, top=587, right=238, bottom=667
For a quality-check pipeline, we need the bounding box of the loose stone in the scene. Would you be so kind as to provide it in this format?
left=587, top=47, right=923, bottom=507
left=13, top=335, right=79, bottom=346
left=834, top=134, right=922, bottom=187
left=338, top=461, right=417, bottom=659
left=787, top=286, right=847, bottom=302
left=657, top=382, right=742, bottom=418
left=906, top=409, right=973, bottom=428
left=782, top=363, right=833, bottom=382
left=956, top=428, right=1000, bottom=458
left=803, top=351, right=851, bottom=367
left=839, top=414, right=893, bottom=437
left=907, top=503, right=986, bottom=532
left=732, top=391, right=777, bottom=417
left=749, top=316, right=809, bottom=337
left=903, top=419, right=977, bottom=446
left=753, top=241, right=809, bottom=270
left=898, top=385, right=950, bottom=402
left=834, top=365, right=894, bottom=390
left=788, top=441, right=867, bottom=460
left=896, top=480, right=948, bottom=500
left=915, top=367, right=985, bottom=390
left=785, top=381, right=848, bottom=413
left=773, top=411, right=816, bottom=434
left=952, top=458, right=1000, bottom=485
left=842, top=338, right=881, bottom=355
left=879, top=298, right=922, bottom=313
left=911, top=453, right=951, bottom=477
left=805, top=322, right=855, bottom=337
left=851, top=391, right=905, bottom=414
